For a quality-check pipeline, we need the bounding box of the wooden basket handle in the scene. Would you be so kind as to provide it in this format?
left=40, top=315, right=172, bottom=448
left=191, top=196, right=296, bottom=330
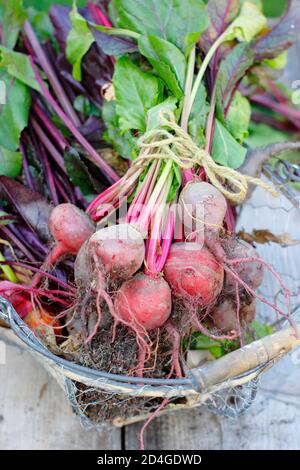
left=189, top=324, right=300, bottom=392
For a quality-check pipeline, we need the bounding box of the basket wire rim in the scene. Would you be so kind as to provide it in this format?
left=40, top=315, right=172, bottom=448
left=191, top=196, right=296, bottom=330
left=0, top=296, right=273, bottom=394
left=0, top=296, right=193, bottom=388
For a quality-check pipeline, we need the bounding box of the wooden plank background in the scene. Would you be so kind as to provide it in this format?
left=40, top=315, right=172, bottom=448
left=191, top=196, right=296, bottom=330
left=1, top=43, right=300, bottom=452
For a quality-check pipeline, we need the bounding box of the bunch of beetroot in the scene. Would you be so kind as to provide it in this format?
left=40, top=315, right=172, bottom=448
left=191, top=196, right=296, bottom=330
left=70, top=176, right=269, bottom=378
left=1, top=0, right=298, bottom=380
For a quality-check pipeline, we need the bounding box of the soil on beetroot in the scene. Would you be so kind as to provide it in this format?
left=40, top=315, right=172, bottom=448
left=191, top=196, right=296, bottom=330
left=58, top=292, right=177, bottom=379
left=41, top=248, right=265, bottom=424
left=58, top=299, right=179, bottom=424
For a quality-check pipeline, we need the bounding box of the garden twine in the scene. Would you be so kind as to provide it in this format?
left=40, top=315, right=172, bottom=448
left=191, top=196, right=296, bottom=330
left=135, top=112, right=278, bottom=204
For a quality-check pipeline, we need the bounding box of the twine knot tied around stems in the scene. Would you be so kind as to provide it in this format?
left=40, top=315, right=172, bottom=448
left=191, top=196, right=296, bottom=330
left=136, top=112, right=277, bottom=204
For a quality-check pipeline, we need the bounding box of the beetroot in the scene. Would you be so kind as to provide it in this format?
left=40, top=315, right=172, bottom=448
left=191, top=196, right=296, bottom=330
left=179, top=181, right=227, bottom=241
left=48, top=203, right=94, bottom=262
left=33, top=204, right=94, bottom=286
left=87, top=223, right=145, bottom=281
left=114, top=273, right=172, bottom=331
left=114, top=273, right=172, bottom=377
left=74, top=223, right=146, bottom=345
left=222, top=238, right=264, bottom=292
left=164, top=242, right=224, bottom=306
left=210, top=297, right=256, bottom=332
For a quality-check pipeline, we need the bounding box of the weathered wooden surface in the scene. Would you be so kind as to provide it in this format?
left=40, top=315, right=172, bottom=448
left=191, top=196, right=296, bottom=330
left=0, top=330, right=121, bottom=450
left=1, top=326, right=300, bottom=450
left=126, top=353, right=300, bottom=450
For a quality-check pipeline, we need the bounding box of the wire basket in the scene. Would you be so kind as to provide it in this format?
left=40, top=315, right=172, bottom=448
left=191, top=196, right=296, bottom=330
left=1, top=162, right=300, bottom=428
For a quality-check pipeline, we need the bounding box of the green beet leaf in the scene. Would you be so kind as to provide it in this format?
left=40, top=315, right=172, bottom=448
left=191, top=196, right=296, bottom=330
left=111, top=0, right=208, bottom=54
left=225, top=1, right=267, bottom=42
left=138, top=35, right=186, bottom=99
left=64, top=147, right=96, bottom=197
left=188, top=82, right=209, bottom=147
left=0, top=47, right=41, bottom=91
left=215, top=43, right=254, bottom=121
left=211, top=119, right=247, bottom=169
left=102, top=101, right=138, bottom=160
left=0, top=71, right=31, bottom=152
left=0, top=148, right=22, bottom=178
left=66, top=3, right=94, bottom=81
left=147, top=97, right=178, bottom=130
left=0, top=0, right=27, bottom=50
left=254, top=0, right=300, bottom=60
left=113, top=56, right=164, bottom=133
left=23, top=0, right=85, bottom=10
left=225, top=91, right=251, bottom=144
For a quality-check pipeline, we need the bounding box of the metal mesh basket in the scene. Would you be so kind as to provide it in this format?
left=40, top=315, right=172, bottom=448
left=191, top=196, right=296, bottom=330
left=1, top=161, right=300, bottom=427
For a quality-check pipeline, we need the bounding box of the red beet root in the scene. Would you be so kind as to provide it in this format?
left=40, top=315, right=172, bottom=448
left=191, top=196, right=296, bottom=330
left=179, top=181, right=227, bottom=240
left=1, top=290, right=32, bottom=318
left=222, top=238, right=264, bottom=292
left=164, top=242, right=224, bottom=306
left=87, top=223, right=145, bottom=281
left=48, top=203, right=94, bottom=263
left=114, top=273, right=172, bottom=331
left=211, top=297, right=256, bottom=332
left=33, top=204, right=94, bottom=286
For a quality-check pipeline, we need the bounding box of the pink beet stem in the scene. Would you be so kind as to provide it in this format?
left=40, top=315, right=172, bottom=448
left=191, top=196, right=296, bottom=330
left=144, top=161, right=162, bottom=205
left=145, top=182, right=174, bottom=273
left=87, top=1, right=113, bottom=27
left=86, top=179, right=121, bottom=213
left=24, top=21, right=81, bottom=127
left=126, top=161, right=158, bottom=223
left=87, top=2, right=115, bottom=66
left=87, top=168, right=142, bottom=218
left=32, top=101, right=67, bottom=150
left=251, top=94, right=300, bottom=125
left=182, top=168, right=195, bottom=185
left=30, top=58, right=120, bottom=184
left=155, top=209, right=175, bottom=273
left=31, top=118, right=65, bottom=172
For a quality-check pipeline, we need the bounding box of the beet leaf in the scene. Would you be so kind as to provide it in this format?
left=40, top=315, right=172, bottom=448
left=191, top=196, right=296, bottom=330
left=254, top=0, right=300, bottom=59
left=64, top=147, right=98, bottom=198
left=113, top=55, right=164, bottom=133
left=0, top=71, right=31, bottom=152
left=199, top=0, right=240, bottom=52
left=0, top=0, right=27, bottom=50
left=66, top=4, right=94, bottom=81
left=138, top=35, right=186, bottom=99
left=0, top=176, right=53, bottom=241
left=211, top=119, right=247, bottom=169
left=110, top=0, right=209, bottom=54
